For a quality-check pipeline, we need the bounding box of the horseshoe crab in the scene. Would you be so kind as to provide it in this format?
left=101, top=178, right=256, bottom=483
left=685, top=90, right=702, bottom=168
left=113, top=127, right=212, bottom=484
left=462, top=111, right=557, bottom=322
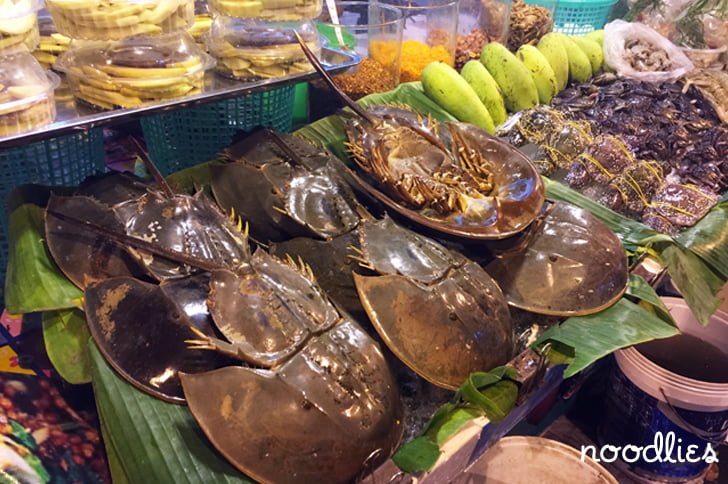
left=485, top=202, right=629, bottom=316
left=209, top=128, right=361, bottom=243
left=296, top=34, right=545, bottom=240
left=49, top=178, right=404, bottom=484
left=46, top=164, right=250, bottom=288
left=209, top=129, right=515, bottom=389
left=179, top=249, right=403, bottom=484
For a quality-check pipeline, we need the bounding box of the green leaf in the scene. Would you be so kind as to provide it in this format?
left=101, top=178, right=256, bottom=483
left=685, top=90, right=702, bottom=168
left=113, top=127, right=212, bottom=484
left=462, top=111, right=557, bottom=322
left=393, top=366, right=519, bottom=474
left=89, top=343, right=251, bottom=484
left=5, top=203, right=83, bottom=313
left=100, top=416, right=130, bottom=484
left=424, top=405, right=481, bottom=446
left=166, top=163, right=212, bottom=194
left=9, top=420, right=36, bottom=450
left=391, top=437, right=440, bottom=473
left=676, top=200, right=728, bottom=280
left=42, top=309, right=92, bottom=384
left=543, top=177, right=659, bottom=246
left=536, top=298, right=680, bottom=378
left=459, top=379, right=519, bottom=421
left=660, top=244, right=724, bottom=326
left=626, top=274, right=676, bottom=325
left=22, top=454, right=50, bottom=484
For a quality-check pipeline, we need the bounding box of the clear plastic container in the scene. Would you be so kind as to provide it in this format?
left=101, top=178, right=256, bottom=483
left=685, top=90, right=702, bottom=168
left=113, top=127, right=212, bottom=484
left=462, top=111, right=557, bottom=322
left=0, top=51, right=59, bottom=136
left=317, top=2, right=403, bottom=98
left=55, top=31, right=214, bottom=110
left=33, top=14, right=71, bottom=69
left=373, top=0, right=458, bottom=83
left=206, top=17, right=320, bottom=81
left=208, top=0, right=321, bottom=22
left=0, top=0, right=42, bottom=53
left=46, top=0, right=195, bottom=40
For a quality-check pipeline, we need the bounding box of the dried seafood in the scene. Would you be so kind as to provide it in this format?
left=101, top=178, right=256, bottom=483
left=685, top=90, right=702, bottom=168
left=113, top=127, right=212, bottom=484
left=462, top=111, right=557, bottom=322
left=507, top=98, right=726, bottom=234
left=506, top=0, right=553, bottom=52
left=624, top=38, right=672, bottom=72
left=551, top=74, right=728, bottom=193
left=686, top=68, right=728, bottom=123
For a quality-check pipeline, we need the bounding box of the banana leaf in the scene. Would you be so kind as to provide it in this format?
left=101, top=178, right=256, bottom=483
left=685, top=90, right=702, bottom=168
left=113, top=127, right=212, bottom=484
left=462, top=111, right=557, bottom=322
left=536, top=298, right=679, bottom=378
left=42, top=309, right=91, bottom=384
left=89, top=343, right=251, bottom=484
left=5, top=202, right=82, bottom=313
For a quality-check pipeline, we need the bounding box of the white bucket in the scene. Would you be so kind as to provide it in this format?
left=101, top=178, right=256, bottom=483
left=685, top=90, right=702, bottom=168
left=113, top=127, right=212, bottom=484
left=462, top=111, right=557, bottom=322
left=455, top=436, right=618, bottom=484
left=599, top=297, right=728, bottom=483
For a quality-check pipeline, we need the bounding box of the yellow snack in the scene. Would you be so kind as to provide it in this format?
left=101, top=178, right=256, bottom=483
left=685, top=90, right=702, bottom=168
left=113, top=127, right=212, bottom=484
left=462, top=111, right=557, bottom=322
left=46, top=0, right=194, bottom=40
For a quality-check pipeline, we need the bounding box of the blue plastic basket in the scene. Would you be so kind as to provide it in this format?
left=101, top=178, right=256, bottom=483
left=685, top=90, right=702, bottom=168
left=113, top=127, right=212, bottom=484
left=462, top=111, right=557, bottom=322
left=0, top=129, right=106, bottom=299
left=141, top=86, right=296, bottom=175
left=529, top=0, right=617, bottom=35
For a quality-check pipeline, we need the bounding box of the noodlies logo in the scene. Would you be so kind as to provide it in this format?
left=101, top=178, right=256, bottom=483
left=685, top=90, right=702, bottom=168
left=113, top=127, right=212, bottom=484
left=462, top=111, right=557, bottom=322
left=580, top=432, right=719, bottom=464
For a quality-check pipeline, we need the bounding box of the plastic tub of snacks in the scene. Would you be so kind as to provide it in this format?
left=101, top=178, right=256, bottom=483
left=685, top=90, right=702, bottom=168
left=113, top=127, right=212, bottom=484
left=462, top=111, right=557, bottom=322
left=33, top=15, right=71, bottom=69
left=0, top=0, right=42, bottom=53
left=208, top=0, right=321, bottom=21
left=46, top=0, right=195, bottom=40
left=0, top=50, right=59, bottom=136
left=56, top=31, right=214, bottom=110
left=206, top=17, right=319, bottom=81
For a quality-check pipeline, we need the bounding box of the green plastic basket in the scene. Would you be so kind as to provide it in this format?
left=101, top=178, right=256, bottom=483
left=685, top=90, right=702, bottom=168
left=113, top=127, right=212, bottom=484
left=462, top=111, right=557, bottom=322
left=0, top=129, right=106, bottom=300
left=529, top=0, right=617, bottom=35
left=141, top=86, right=296, bottom=175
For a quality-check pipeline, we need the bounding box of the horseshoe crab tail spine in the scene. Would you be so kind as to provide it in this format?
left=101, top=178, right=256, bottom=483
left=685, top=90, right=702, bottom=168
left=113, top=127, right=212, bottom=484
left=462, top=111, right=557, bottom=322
left=130, top=137, right=175, bottom=198
left=294, top=31, right=375, bottom=124
left=46, top=209, right=225, bottom=273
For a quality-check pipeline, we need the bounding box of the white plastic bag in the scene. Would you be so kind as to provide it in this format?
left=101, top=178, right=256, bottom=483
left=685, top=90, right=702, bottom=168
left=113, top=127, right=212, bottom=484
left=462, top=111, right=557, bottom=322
left=603, top=20, right=695, bottom=82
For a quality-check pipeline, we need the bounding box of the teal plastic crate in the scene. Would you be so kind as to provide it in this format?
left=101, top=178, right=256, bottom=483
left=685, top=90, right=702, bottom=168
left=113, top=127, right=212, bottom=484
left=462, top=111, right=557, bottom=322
left=141, top=86, right=296, bottom=175
left=530, top=0, right=617, bottom=35
left=0, top=129, right=106, bottom=300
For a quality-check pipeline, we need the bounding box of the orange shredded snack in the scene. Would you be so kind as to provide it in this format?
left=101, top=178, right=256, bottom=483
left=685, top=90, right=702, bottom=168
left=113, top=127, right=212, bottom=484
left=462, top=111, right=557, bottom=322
left=372, top=39, right=454, bottom=83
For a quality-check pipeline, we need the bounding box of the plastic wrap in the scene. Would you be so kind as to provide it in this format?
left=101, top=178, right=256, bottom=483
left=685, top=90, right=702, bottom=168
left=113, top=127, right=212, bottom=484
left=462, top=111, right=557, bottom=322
left=603, top=20, right=694, bottom=82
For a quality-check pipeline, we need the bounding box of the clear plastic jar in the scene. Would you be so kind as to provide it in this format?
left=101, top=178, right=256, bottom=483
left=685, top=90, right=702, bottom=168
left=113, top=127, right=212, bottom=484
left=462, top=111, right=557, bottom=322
left=456, top=0, right=511, bottom=68
left=317, top=2, right=403, bottom=98
left=206, top=17, right=320, bottom=81
left=56, top=31, right=214, bottom=110
left=0, top=0, right=42, bottom=53
left=46, top=0, right=195, bottom=40
left=373, top=0, right=458, bottom=83
left=208, top=0, right=322, bottom=21
left=0, top=50, right=59, bottom=136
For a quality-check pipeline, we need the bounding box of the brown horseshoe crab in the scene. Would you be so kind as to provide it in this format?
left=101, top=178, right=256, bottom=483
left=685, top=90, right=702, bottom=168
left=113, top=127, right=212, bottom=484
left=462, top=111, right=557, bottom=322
left=179, top=248, right=403, bottom=484
left=485, top=202, right=629, bottom=316
left=209, top=129, right=515, bottom=390
left=209, top=128, right=361, bottom=243
left=295, top=33, right=545, bottom=240
left=46, top=166, right=404, bottom=483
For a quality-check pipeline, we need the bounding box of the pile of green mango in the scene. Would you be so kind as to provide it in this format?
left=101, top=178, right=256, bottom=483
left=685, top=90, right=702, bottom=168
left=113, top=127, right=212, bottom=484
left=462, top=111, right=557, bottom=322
left=421, top=30, right=605, bottom=134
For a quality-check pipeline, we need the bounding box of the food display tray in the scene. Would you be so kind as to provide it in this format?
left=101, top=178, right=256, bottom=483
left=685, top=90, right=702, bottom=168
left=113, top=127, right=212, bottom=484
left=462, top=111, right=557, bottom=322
left=0, top=47, right=360, bottom=148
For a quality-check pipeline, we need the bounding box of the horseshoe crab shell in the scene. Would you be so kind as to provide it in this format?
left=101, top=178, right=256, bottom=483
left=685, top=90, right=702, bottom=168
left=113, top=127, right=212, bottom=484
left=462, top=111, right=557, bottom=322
left=352, top=218, right=514, bottom=389
left=485, top=202, right=629, bottom=316
left=210, top=129, right=361, bottom=243
left=179, top=316, right=403, bottom=484
left=343, top=113, right=545, bottom=240
left=45, top=194, right=145, bottom=289
left=84, top=276, right=228, bottom=403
